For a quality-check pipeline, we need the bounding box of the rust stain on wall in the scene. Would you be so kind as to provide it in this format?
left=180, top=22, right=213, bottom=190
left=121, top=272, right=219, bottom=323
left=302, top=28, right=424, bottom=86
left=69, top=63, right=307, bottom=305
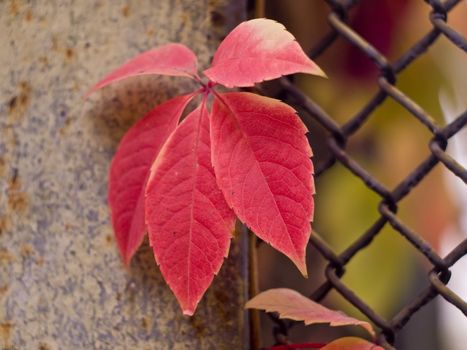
left=121, top=5, right=130, bottom=17
left=9, top=1, right=19, bottom=16
left=0, top=322, right=13, bottom=350
left=38, top=343, right=51, bottom=350
left=141, top=316, right=151, bottom=331
left=7, top=191, right=28, bottom=213
left=105, top=234, right=114, bottom=245
left=0, top=216, right=11, bottom=236
left=59, top=117, right=72, bottom=137
left=0, top=157, right=6, bottom=178
left=24, top=9, right=33, bottom=22
left=0, top=249, right=14, bottom=264
left=0, top=285, right=9, bottom=299
left=20, top=242, right=34, bottom=258
left=8, top=81, right=31, bottom=123
left=7, top=173, right=29, bottom=215
left=64, top=48, right=75, bottom=61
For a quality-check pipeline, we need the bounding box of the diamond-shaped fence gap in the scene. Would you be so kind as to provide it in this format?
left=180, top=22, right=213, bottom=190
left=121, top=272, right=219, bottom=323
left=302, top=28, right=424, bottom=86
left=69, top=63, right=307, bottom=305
left=394, top=164, right=456, bottom=255
left=336, top=225, right=417, bottom=318
left=313, top=162, right=382, bottom=250
left=389, top=47, right=450, bottom=120
left=344, top=99, right=436, bottom=189
left=384, top=2, right=438, bottom=58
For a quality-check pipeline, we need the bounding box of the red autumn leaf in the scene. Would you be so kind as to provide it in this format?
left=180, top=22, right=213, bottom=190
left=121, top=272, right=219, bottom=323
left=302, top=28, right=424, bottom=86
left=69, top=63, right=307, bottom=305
left=90, top=18, right=325, bottom=316
left=320, top=337, right=383, bottom=350
left=203, top=18, right=325, bottom=87
left=245, top=289, right=375, bottom=338
left=109, top=93, right=194, bottom=264
left=211, top=92, right=314, bottom=276
left=145, top=102, right=236, bottom=315
left=86, top=43, right=198, bottom=96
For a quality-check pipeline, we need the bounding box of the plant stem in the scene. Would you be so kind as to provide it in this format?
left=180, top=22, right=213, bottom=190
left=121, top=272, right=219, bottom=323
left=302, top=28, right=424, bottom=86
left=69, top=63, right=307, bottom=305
left=255, top=0, right=265, bottom=18
left=249, top=231, right=261, bottom=350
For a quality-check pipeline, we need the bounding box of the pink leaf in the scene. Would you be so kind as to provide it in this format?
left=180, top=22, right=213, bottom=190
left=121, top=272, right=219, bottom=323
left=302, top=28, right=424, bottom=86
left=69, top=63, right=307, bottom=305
left=211, top=92, right=314, bottom=276
left=145, top=101, right=236, bottom=315
left=86, top=43, right=198, bottom=96
left=245, top=289, right=376, bottom=338
left=320, top=337, right=383, bottom=350
left=109, top=93, right=194, bottom=264
left=203, top=18, right=325, bottom=87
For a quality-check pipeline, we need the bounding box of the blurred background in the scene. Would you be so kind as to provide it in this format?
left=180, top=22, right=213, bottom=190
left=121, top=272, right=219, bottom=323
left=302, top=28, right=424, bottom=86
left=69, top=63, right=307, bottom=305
left=248, top=1, right=467, bottom=349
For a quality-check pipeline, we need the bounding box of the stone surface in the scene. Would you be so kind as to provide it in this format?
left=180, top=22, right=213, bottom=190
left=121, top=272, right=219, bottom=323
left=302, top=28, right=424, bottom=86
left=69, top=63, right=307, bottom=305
left=0, top=1, right=247, bottom=349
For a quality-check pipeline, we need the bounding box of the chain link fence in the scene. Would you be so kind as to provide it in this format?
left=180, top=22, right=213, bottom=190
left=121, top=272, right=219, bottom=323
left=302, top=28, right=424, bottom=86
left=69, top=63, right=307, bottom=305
left=255, top=0, right=467, bottom=348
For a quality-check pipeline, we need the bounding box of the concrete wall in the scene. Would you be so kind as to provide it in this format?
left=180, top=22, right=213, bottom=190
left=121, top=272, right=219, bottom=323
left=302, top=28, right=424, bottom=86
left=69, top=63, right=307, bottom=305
left=0, top=1, right=247, bottom=349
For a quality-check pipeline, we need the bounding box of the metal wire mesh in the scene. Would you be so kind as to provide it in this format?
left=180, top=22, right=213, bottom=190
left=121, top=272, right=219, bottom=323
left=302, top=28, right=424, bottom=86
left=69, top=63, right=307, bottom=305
left=257, top=0, right=467, bottom=348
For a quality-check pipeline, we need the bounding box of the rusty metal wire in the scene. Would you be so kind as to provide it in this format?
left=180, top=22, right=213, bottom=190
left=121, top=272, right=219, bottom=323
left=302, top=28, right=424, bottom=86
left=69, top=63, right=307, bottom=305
left=258, top=0, right=467, bottom=349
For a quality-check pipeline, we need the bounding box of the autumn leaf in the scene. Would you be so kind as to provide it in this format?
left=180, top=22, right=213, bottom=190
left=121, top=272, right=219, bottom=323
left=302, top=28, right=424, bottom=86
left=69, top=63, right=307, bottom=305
left=211, top=92, right=314, bottom=276
left=108, top=93, right=195, bottom=263
left=86, top=43, right=198, bottom=97
left=204, top=18, right=325, bottom=87
left=145, top=101, right=236, bottom=315
left=320, top=337, right=383, bottom=350
left=246, top=288, right=375, bottom=338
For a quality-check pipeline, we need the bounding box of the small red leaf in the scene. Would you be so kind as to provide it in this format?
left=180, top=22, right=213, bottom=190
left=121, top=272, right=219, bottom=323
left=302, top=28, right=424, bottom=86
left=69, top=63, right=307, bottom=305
left=246, top=289, right=376, bottom=338
left=109, top=93, right=194, bottom=264
left=145, top=102, right=236, bottom=315
left=86, top=43, right=198, bottom=96
left=320, top=337, right=383, bottom=350
left=211, top=92, right=314, bottom=275
left=203, top=18, right=325, bottom=87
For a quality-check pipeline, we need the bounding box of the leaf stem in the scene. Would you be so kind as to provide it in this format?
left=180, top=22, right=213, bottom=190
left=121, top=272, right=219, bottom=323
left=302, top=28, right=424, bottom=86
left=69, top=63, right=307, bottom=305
left=255, top=0, right=265, bottom=18
left=249, top=232, right=261, bottom=350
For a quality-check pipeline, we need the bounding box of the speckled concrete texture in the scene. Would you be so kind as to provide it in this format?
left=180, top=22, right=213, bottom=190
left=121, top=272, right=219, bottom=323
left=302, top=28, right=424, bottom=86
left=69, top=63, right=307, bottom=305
left=0, top=1, right=247, bottom=349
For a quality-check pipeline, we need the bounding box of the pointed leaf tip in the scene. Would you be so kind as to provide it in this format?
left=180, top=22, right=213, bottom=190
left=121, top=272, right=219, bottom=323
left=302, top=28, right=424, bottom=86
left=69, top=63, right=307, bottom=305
left=86, top=43, right=198, bottom=97
left=109, top=93, right=194, bottom=264
left=296, top=259, right=308, bottom=278
left=204, top=18, right=325, bottom=87
left=183, top=308, right=195, bottom=317
left=211, top=92, right=314, bottom=275
left=146, top=103, right=236, bottom=315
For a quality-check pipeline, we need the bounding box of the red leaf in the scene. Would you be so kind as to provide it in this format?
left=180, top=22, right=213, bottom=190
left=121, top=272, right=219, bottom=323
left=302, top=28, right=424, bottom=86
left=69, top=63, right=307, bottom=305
left=211, top=92, right=314, bottom=275
left=203, top=18, right=325, bottom=87
left=86, top=43, right=198, bottom=96
left=145, top=101, right=236, bottom=315
left=320, top=337, right=383, bottom=350
left=246, top=289, right=376, bottom=338
left=109, top=93, right=194, bottom=264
